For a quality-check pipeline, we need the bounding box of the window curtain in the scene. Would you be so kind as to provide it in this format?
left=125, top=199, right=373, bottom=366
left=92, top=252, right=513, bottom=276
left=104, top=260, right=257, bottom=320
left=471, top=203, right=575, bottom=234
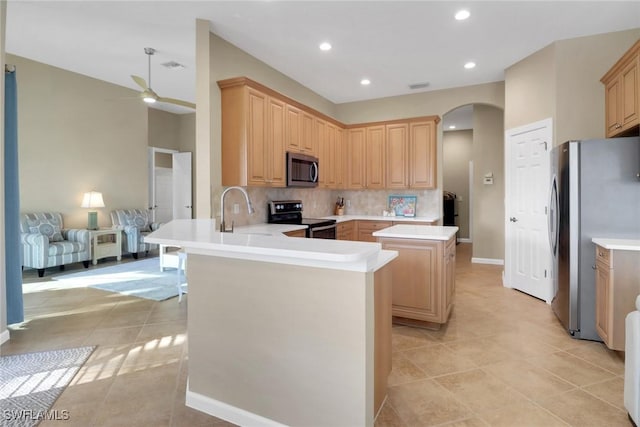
left=5, top=67, right=23, bottom=325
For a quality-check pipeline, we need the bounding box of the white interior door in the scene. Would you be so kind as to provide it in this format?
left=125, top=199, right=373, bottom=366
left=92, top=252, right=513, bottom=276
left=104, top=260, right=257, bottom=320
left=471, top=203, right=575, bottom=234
left=154, top=167, right=173, bottom=223
left=505, top=119, right=553, bottom=303
left=172, top=152, right=192, bottom=219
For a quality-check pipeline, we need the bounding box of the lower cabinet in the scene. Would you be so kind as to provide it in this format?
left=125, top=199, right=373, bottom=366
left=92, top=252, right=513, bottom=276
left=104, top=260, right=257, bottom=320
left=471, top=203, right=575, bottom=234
left=284, top=229, right=306, bottom=238
left=378, top=236, right=456, bottom=329
left=336, top=221, right=356, bottom=240
left=594, top=245, right=640, bottom=351
left=356, top=220, right=390, bottom=242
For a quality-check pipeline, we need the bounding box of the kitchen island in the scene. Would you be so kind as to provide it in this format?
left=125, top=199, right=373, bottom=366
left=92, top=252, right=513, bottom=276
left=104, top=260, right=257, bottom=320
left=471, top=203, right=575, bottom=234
left=145, top=219, right=397, bottom=427
left=373, top=224, right=459, bottom=330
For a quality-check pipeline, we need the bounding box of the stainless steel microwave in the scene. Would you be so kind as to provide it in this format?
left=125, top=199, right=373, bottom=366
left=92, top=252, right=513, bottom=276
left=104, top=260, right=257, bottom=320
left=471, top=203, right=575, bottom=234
left=287, top=152, right=318, bottom=187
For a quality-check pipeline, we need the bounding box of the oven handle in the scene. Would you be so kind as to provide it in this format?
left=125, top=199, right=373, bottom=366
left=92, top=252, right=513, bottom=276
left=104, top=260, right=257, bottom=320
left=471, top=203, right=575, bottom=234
left=310, top=162, right=318, bottom=183
left=310, top=224, right=336, bottom=233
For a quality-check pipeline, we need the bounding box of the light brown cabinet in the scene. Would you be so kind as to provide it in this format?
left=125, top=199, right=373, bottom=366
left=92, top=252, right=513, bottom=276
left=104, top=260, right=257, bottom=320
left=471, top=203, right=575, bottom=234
left=336, top=221, right=356, bottom=241
left=219, top=82, right=285, bottom=187
left=386, top=123, right=409, bottom=188
left=601, top=39, right=640, bottom=138
left=284, top=229, right=306, bottom=238
left=356, top=220, right=390, bottom=242
left=366, top=125, right=386, bottom=189
left=594, top=244, right=640, bottom=351
left=409, top=120, right=437, bottom=189
left=219, top=77, right=440, bottom=189
left=347, top=127, right=367, bottom=189
left=378, top=236, right=456, bottom=329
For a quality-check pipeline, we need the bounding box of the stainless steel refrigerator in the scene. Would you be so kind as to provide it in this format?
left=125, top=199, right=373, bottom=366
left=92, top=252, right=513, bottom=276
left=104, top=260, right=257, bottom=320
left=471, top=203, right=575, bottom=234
left=550, top=137, right=640, bottom=340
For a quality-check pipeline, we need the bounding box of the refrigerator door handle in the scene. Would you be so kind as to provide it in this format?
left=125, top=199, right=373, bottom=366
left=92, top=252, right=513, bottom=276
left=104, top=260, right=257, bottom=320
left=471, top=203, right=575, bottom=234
left=548, top=175, right=559, bottom=256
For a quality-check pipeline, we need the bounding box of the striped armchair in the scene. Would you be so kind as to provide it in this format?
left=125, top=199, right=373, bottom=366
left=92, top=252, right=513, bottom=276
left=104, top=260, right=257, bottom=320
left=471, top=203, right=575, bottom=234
left=19, top=212, right=91, bottom=277
left=110, top=209, right=161, bottom=259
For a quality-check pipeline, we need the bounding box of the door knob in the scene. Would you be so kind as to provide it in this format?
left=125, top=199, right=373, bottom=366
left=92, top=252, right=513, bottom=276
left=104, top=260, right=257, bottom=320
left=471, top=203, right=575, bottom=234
left=510, top=217, right=518, bottom=222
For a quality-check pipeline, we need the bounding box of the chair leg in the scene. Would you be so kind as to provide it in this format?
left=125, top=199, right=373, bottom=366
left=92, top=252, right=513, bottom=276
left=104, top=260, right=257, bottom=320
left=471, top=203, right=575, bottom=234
left=37, top=268, right=44, bottom=278
left=132, top=253, right=138, bottom=260
left=82, top=261, right=89, bottom=268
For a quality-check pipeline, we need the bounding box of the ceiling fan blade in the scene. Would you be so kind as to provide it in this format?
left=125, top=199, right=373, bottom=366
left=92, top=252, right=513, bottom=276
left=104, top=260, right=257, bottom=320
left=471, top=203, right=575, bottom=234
left=131, top=75, right=148, bottom=90
left=157, top=96, right=196, bottom=109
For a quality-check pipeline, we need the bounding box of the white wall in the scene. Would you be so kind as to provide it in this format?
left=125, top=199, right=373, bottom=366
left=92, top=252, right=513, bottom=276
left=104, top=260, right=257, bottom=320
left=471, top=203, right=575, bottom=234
left=1, top=0, right=8, bottom=341
left=443, top=129, right=473, bottom=239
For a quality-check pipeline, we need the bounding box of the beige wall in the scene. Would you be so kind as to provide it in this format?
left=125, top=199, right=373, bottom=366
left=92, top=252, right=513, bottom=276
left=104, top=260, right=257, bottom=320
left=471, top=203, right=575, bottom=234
left=443, top=130, right=472, bottom=239
left=505, top=28, right=640, bottom=145
left=504, top=44, right=556, bottom=132
left=555, top=29, right=640, bottom=144
left=148, top=108, right=182, bottom=151
left=473, top=105, right=505, bottom=261
left=11, top=54, right=149, bottom=229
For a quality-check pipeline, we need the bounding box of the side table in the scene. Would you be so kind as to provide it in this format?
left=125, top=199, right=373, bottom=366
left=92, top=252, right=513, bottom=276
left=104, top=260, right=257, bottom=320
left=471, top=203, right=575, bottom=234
left=90, top=228, right=122, bottom=265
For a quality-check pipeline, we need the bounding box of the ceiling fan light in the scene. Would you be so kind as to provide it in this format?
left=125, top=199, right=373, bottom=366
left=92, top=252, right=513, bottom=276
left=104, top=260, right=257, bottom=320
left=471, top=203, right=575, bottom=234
left=143, top=96, right=156, bottom=104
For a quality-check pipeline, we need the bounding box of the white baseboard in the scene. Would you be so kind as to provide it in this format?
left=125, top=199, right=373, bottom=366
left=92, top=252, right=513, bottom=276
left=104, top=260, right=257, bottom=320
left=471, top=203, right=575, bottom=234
left=457, top=238, right=472, bottom=243
left=471, top=257, right=504, bottom=265
left=186, top=386, right=286, bottom=427
left=0, top=329, right=10, bottom=345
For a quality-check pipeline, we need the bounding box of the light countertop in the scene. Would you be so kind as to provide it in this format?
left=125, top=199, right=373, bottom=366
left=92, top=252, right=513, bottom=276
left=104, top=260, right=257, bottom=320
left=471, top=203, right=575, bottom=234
left=592, top=238, right=640, bottom=251
left=373, top=224, right=459, bottom=241
left=145, top=219, right=397, bottom=272
left=323, top=214, right=439, bottom=224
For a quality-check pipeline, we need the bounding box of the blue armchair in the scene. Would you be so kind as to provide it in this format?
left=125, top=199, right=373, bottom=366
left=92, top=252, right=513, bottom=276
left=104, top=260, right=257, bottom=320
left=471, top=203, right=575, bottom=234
left=20, top=212, right=91, bottom=277
left=110, top=209, right=161, bottom=259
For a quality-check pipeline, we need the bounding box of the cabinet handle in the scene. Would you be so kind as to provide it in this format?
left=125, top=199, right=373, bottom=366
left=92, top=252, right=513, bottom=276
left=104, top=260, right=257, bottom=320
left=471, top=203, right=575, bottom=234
left=599, top=251, right=605, bottom=257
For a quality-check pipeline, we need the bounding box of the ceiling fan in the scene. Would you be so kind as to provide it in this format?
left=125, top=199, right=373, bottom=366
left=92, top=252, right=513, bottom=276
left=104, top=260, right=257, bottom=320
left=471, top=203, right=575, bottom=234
left=131, top=47, right=195, bottom=109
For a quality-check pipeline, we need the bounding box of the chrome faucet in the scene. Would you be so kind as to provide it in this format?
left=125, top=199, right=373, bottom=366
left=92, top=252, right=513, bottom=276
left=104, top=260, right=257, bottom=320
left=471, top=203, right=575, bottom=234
left=220, top=186, right=255, bottom=232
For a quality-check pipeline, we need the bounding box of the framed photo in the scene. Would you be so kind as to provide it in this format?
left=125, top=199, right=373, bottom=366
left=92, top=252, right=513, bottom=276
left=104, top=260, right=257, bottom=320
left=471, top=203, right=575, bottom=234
left=388, top=195, right=417, bottom=217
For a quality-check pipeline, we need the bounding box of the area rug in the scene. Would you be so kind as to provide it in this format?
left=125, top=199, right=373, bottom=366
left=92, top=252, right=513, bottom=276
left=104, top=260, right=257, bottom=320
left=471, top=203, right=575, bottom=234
left=52, top=258, right=187, bottom=301
left=0, top=346, right=95, bottom=427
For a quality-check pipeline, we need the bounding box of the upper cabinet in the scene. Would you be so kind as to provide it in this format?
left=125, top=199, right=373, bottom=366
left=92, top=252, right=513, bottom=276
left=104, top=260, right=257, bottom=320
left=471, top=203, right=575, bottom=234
left=218, top=77, right=440, bottom=189
left=601, top=39, right=640, bottom=138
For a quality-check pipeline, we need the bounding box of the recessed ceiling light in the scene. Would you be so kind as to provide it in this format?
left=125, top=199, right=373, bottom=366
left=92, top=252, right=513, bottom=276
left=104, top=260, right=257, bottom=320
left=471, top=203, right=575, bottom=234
left=464, top=62, right=476, bottom=69
left=455, top=10, right=470, bottom=20
left=449, top=125, right=456, bottom=129
left=360, top=78, right=371, bottom=86
left=319, top=42, right=332, bottom=51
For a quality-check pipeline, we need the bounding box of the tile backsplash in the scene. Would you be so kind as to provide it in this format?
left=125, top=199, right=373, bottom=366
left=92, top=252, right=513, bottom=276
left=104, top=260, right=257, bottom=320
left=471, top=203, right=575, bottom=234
left=218, top=187, right=441, bottom=226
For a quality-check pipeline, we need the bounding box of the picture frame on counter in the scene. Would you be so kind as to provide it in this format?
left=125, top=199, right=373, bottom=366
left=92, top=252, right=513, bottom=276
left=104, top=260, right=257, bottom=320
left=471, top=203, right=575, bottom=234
left=388, top=195, right=417, bottom=217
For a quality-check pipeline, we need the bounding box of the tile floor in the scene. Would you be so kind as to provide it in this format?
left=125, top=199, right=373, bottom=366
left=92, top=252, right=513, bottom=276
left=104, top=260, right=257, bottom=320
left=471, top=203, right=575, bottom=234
left=1, top=243, right=629, bottom=426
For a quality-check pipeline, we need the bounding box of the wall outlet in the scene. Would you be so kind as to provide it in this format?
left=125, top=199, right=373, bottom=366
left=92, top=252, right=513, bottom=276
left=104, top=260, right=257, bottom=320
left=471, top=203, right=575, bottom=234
left=233, top=203, right=240, bottom=214
left=346, top=200, right=351, bottom=207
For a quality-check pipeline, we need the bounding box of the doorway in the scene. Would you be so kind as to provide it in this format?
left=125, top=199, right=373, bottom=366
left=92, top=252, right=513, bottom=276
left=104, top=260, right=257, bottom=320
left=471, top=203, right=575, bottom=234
left=148, top=147, right=193, bottom=223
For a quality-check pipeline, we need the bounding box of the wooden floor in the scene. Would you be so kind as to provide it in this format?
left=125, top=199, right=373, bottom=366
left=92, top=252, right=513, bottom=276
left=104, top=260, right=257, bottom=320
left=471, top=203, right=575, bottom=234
left=2, top=243, right=630, bottom=426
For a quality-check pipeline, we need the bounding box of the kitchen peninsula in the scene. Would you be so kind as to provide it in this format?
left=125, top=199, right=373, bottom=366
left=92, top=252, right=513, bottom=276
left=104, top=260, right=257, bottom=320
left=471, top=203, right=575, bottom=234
left=145, top=219, right=398, bottom=426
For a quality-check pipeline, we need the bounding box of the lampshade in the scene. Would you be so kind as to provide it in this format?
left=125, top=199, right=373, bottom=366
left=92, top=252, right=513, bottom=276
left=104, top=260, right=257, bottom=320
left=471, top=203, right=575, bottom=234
left=81, top=191, right=105, bottom=209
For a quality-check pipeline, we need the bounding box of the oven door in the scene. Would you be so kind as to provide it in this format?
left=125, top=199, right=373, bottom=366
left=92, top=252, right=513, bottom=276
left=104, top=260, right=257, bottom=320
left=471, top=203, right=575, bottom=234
left=309, top=224, right=336, bottom=239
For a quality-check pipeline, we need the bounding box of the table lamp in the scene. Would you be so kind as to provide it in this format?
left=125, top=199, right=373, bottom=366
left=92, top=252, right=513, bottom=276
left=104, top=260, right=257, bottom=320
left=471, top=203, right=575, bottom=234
left=81, top=191, right=105, bottom=230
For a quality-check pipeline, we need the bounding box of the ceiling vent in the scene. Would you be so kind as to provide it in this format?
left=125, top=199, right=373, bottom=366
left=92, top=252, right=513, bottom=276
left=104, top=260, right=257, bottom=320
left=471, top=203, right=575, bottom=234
left=408, top=82, right=429, bottom=90
left=161, top=61, right=185, bottom=70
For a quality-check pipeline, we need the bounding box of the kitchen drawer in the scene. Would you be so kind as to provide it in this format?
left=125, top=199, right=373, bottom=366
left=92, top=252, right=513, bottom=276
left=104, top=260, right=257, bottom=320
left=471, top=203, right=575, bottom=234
left=595, top=245, right=611, bottom=268
left=357, top=220, right=391, bottom=242
left=337, top=221, right=356, bottom=240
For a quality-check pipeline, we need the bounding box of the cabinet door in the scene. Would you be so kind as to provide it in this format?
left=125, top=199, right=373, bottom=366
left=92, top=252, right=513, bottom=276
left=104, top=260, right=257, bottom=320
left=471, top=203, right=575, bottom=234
left=382, top=238, right=441, bottom=322
left=620, top=58, right=639, bottom=131
left=595, top=260, right=612, bottom=347
left=246, top=88, right=269, bottom=186
left=386, top=123, right=409, bottom=189
left=443, top=238, right=456, bottom=321
left=409, top=121, right=437, bottom=189
left=268, top=97, right=286, bottom=186
left=336, top=128, right=347, bottom=189
left=366, top=125, right=386, bottom=189
left=348, top=128, right=366, bottom=189
left=315, top=118, right=327, bottom=187
left=325, top=123, right=338, bottom=188
left=605, top=77, right=621, bottom=137
left=356, top=220, right=389, bottom=242
left=285, top=104, right=302, bottom=153
left=301, top=111, right=316, bottom=154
